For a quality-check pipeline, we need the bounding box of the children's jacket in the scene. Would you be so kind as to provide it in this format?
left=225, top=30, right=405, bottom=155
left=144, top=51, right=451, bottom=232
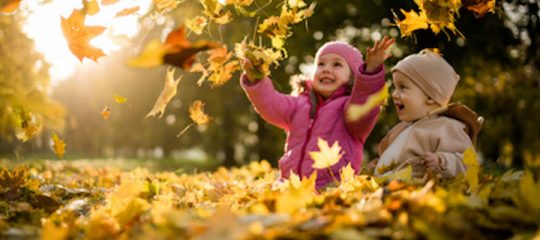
left=374, top=103, right=482, bottom=179
left=241, top=66, right=385, bottom=189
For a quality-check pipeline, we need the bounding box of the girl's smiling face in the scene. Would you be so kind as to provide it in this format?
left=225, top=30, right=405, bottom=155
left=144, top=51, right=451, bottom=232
left=312, top=53, right=352, bottom=98
left=391, top=71, right=439, bottom=122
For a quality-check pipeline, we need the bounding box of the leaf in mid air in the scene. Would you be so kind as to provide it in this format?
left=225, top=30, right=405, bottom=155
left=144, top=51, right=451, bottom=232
left=462, top=0, right=496, bottom=17
left=189, top=100, right=210, bottom=125
left=115, top=6, right=140, bottom=17
left=114, top=95, right=127, bottom=104
left=185, top=16, right=208, bottom=35
left=101, top=106, right=111, bottom=119
left=163, top=26, right=221, bottom=69
left=234, top=40, right=282, bottom=79
left=393, top=9, right=429, bottom=37
left=309, top=138, right=344, bottom=169
left=347, top=83, right=389, bottom=121
left=200, top=0, right=232, bottom=24
left=153, top=0, right=180, bottom=14
left=0, top=0, right=20, bottom=13
left=61, top=9, right=106, bottom=62
left=51, top=133, right=66, bottom=159
left=15, top=110, right=41, bottom=142
left=146, top=68, right=182, bottom=118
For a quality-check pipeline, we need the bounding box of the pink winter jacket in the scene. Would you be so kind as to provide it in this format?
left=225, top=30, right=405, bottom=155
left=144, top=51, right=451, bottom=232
left=241, top=65, right=385, bottom=189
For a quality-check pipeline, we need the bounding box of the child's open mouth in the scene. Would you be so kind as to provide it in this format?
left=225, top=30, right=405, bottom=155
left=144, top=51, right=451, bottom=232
left=319, top=78, right=335, bottom=84
left=395, top=103, right=405, bottom=111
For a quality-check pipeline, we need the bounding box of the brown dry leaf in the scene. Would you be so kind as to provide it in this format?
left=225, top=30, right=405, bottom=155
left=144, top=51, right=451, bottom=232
left=51, top=133, right=66, bottom=159
left=0, top=0, right=20, bottom=13
left=163, top=26, right=221, bottom=69
left=101, top=106, right=111, bottom=119
left=61, top=9, right=106, bottom=62
left=146, top=68, right=182, bottom=118
left=189, top=100, right=210, bottom=125
left=463, top=0, right=496, bottom=17
left=115, top=6, right=140, bottom=17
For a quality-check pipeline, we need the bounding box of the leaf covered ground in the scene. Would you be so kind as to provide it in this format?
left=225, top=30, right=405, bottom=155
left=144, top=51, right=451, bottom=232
left=1, top=160, right=539, bottom=240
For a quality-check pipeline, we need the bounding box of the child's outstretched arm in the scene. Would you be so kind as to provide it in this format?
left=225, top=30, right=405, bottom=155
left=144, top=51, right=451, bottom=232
left=240, top=58, right=298, bottom=130
left=345, top=37, right=394, bottom=142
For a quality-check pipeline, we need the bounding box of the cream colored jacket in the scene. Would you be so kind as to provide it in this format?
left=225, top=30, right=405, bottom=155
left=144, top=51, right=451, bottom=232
left=373, top=103, right=482, bottom=179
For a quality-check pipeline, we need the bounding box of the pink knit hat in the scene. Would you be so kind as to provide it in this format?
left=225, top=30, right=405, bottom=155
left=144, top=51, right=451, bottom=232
left=314, top=41, right=364, bottom=80
left=392, top=50, right=460, bottom=106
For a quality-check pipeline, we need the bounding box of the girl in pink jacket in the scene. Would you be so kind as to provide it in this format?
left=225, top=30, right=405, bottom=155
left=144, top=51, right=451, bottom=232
left=241, top=37, right=394, bottom=189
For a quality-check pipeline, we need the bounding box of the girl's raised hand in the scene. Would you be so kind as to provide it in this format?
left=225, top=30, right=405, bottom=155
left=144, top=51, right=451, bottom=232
left=365, top=36, right=395, bottom=73
left=241, top=58, right=263, bottom=83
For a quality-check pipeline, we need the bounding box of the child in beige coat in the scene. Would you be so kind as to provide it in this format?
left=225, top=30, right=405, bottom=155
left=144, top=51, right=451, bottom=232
left=372, top=50, right=482, bottom=179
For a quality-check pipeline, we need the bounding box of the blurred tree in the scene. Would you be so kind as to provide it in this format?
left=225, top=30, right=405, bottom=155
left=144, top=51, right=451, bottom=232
left=0, top=14, right=64, bottom=155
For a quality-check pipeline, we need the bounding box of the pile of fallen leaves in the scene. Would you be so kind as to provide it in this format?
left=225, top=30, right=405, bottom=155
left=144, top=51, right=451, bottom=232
left=1, top=159, right=539, bottom=239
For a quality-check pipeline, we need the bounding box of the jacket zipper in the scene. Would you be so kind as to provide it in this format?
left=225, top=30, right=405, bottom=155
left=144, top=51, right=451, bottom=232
left=296, top=105, right=321, bottom=176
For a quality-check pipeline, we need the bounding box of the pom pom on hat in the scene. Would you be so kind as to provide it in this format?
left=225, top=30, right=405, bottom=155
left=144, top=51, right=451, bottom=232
left=392, top=49, right=460, bottom=106
left=314, top=41, right=364, bottom=79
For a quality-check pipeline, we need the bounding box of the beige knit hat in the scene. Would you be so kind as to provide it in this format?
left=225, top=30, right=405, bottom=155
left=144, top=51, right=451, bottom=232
left=391, top=50, right=460, bottom=106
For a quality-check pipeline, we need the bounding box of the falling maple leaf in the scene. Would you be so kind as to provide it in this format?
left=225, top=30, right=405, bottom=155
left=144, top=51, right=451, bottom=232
left=146, top=68, right=182, bottom=118
left=393, top=9, right=429, bottom=37
left=189, top=100, right=210, bottom=125
left=51, top=133, right=66, bottom=158
left=0, top=0, right=20, bottom=13
left=462, top=0, right=496, bottom=18
left=163, top=26, right=221, bottom=69
left=114, top=95, right=127, bottom=104
left=310, top=138, right=344, bottom=169
left=61, top=9, right=106, bottom=62
left=190, top=63, right=210, bottom=86
left=199, top=0, right=232, bottom=24
left=185, top=16, right=208, bottom=35
left=347, top=83, right=389, bottom=121
left=115, top=6, right=140, bottom=17
left=15, top=110, right=41, bottom=142
left=101, top=106, right=111, bottom=119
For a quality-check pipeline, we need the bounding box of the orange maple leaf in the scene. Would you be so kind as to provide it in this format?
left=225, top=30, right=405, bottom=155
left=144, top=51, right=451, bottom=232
left=115, top=6, right=140, bottom=17
left=101, top=106, right=111, bottom=119
left=0, top=0, right=20, bottom=13
left=463, top=0, right=496, bottom=18
left=61, top=9, right=106, bottom=62
left=163, top=26, right=220, bottom=69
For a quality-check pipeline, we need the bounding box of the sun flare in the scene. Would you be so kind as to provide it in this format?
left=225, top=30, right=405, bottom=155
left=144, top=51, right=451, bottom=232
left=22, top=0, right=151, bottom=85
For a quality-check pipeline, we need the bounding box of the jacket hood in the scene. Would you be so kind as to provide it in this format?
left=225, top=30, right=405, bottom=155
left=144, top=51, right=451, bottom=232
left=430, top=103, right=483, bottom=144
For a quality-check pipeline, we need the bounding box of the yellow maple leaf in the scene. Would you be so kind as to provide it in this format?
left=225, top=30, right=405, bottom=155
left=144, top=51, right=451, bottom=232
left=146, top=68, right=182, bottom=118
left=189, top=100, right=210, bottom=125
left=234, top=40, right=283, bottom=79
left=347, top=83, right=389, bottom=122
left=339, top=163, right=355, bottom=184
left=101, top=106, right=111, bottom=119
left=393, top=9, right=429, bottom=37
left=61, top=9, right=106, bottom=62
left=185, top=16, right=208, bottom=35
left=463, top=147, right=479, bottom=192
left=310, top=138, right=344, bottom=169
left=200, top=0, right=232, bottom=24
left=51, top=133, right=66, bottom=158
left=114, top=95, right=127, bottom=104
left=127, top=39, right=166, bottom=68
